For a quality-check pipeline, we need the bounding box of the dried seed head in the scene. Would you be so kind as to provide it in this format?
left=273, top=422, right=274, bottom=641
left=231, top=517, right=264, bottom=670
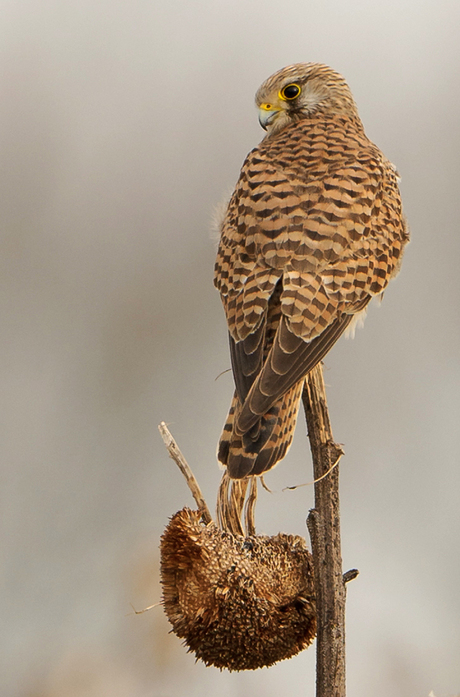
left=160, top=507, right=316, bottom=671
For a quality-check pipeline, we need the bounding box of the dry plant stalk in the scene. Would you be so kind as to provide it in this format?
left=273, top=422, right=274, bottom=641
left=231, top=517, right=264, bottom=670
left=216, top=471, right=257, bottom=536
left=303, top=363, right=352, bottom=697
left=158, top=421, right=212, bottom=524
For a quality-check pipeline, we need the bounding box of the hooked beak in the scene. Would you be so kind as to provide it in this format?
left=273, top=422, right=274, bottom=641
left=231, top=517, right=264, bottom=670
left=258, top=104, right=281, bottom=130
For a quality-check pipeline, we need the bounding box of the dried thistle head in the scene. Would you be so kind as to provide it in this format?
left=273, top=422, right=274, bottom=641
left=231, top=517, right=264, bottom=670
left=160, top=507, right=316, bottom=671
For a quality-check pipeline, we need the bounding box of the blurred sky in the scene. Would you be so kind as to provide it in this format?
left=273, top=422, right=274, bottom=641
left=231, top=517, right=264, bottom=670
left=1, top=0, right=460, bottom=695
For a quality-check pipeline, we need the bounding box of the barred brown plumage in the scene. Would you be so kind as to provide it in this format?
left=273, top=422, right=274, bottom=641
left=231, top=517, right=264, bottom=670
left=214, top=63, right=409, bottom=479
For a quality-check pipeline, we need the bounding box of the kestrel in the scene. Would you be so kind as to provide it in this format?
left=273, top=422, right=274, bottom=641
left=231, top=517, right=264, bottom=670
left=214, top=63, right=409, bottom=480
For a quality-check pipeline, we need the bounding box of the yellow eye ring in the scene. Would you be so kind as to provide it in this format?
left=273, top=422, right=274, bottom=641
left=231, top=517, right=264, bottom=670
left=279, top=83, right=301, bottom=101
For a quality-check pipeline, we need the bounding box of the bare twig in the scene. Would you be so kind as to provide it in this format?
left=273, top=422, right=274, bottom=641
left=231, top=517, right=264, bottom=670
left=302, top=364, right=352, bottom=697
left=343, top=569, right=359, bottom=584
left=158, top=421, right=213, bottom=524
left=282, top=452, right=343, bottom=491
left=128, top=601, right=162, bottom=615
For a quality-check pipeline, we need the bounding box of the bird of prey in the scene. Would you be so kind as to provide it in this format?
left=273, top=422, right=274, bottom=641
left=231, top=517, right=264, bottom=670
left=214, top=63, right=409, bottom=480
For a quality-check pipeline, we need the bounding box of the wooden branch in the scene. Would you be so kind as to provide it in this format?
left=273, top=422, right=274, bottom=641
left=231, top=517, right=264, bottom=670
left=158, top=421, right=213, bottom=524
left=302, top=364, right=350, bottom=697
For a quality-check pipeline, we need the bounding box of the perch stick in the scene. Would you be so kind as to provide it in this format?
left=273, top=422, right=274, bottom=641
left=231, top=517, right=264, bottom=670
left=302, top=364, right=350, bottom=697
left=158, top=421, right=213, bottom=524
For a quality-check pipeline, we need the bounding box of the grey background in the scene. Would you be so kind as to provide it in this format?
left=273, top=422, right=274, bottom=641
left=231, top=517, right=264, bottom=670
left=1, top=0, right=459, bottom=695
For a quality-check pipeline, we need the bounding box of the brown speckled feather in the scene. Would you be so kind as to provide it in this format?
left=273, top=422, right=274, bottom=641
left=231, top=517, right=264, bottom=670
left=214, top=63, right=409, bottom=478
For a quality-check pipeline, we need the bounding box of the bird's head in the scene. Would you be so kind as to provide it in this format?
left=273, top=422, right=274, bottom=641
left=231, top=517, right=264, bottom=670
left=255, top=63, right=359, bottom=134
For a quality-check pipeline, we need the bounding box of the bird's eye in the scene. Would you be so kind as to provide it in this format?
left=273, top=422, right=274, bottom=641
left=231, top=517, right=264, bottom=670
left=279, top=83, right=301, bottom=100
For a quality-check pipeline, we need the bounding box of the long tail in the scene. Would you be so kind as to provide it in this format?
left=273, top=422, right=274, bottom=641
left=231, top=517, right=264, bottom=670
left=217, top=380, right=304, bottom=479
